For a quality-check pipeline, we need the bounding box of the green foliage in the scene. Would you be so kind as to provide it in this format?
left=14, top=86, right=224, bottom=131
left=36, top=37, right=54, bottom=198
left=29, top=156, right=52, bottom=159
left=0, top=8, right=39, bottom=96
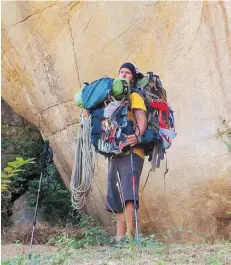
left=1, top=124, right=28, bottom=138
left=135, top=234, right=158, bottom=248
left=27, top=163, right=81, bottom=226
left=47, top=214, right=109, bottom=249
left=1, top=157, right=35, bottom=191
left=1, top=157, right=35, bottom=228
left=217, top=117, right=231, bottom=152
left=1, top=139, right=9, bottom=150
left=1, top=127, right=105, bottom=239
left=12, top=139, right=43, bottom=186
left=156, top=260, right=165, bottom=265
left=78, top=214, right=95, bottom=228
left=1, top=135, right=82, bottom=228
left=1, top=138, right=43, bottom=197
left=83, top=227, right=109, bottom=246
left=226, top=209, right=231, bottom=216
left=1, top=137, right=43, bottom=229
left=2, top=137, right=43, bottom=168
left=1, top=194, right=12, bottom=228
left=49, top=251, right=72, bottom=265
left=12, top=138, right=43, bottom=158
left=48, top=233, right=85, bottom=249
left=1, top=251, right=72, bottom=265
left=1, top=256, right=25, bottom=265
left=2, top=241, right=231, bottom=265
left=48, top=227, right=110, bottom=250
left=204, top=246, right=230, bottom=265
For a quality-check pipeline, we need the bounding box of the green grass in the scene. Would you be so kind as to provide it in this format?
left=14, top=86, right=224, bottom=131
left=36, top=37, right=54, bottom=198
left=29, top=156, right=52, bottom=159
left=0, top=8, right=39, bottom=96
left=2, top=242, right=231, bottom=265
left=2, top=251, right=72, bottom=265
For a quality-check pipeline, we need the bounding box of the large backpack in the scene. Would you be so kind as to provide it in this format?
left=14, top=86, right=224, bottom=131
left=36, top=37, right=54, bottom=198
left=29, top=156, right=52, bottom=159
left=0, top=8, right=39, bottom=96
left=75, top=77, right=136, bottom=156
left=75, top=77, right=130, bottom=108
left=75, top=73, right=176, bottom=169
left=132, top=72, right=176, bottom=169
left=81, top=77, right=114, bottom=108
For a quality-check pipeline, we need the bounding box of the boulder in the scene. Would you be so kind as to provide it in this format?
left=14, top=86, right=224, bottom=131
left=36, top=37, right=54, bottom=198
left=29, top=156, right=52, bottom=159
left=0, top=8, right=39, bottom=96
left=2, top=1, right=231, bottom=240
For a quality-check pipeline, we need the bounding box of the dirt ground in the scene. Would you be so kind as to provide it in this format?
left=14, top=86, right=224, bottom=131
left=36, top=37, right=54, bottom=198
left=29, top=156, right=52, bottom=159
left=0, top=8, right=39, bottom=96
left=1, top=244, right=58, bottom=259
left=1, top=242, right=231, bottom=265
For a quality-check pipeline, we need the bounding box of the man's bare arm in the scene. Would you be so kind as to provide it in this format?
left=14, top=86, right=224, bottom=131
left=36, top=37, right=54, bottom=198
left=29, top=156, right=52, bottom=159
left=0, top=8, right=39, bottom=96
left=125, top=109, right=147, bottom=147
left=134, top=109, right=147, bottom=136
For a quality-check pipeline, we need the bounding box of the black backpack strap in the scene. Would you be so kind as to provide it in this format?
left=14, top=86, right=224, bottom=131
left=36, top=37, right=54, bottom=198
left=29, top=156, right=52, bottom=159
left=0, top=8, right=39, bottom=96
left=147, top=72, right=154, bottom=83
left=146, top=72, right=166, bottom=99
left=130, top=87, right=145, bottom=100
left=128, top=87, right=146, bottom=111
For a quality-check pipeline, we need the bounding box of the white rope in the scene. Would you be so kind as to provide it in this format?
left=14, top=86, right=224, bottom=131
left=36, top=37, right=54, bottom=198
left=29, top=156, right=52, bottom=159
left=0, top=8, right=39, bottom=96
left=70, top=114, right=94, bottom=209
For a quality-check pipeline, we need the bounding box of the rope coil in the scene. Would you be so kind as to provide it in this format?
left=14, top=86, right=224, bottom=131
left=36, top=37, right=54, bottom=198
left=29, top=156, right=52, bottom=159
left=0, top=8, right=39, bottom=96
left=70, top=115, right=94, bottom=209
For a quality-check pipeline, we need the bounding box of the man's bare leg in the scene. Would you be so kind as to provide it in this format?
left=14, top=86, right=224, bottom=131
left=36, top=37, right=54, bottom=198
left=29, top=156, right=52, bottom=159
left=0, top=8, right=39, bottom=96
left=116, top=212, right=126, bottom=241
left=116, top=201, right=135, bottom=241
left=125, top=201, right=135, bottom=239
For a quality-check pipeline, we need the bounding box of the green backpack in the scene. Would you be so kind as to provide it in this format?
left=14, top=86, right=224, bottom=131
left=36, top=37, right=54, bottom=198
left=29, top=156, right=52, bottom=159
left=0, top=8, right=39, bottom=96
left=135, top=72, right=167, bottom=102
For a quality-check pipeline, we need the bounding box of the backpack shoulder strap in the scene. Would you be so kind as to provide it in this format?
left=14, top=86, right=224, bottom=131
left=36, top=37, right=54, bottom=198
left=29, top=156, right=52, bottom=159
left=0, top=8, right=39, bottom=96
left=147, top=72, right=167, bottom=100
left=130, top=86, right=145, bottom=98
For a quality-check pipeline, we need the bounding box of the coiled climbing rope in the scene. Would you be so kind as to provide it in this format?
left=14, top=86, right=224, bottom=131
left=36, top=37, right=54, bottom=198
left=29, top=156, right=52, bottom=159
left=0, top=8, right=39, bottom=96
left=70, top=114, right=94, bottom=209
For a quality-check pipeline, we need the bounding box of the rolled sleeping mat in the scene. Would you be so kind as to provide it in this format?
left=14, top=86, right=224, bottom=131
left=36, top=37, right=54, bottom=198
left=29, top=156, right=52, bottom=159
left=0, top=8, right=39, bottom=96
left=74, top=90, right=84, bottom=108
left=112, top=78, right=130, bottom=99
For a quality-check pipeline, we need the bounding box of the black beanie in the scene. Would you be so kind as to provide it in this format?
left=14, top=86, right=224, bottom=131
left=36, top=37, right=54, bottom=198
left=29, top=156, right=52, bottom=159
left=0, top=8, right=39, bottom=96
left=119, top=62, right=137, bottom=82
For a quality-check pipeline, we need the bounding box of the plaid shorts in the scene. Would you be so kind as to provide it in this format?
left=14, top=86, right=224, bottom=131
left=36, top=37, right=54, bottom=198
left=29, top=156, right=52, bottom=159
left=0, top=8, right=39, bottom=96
left=106, top=153, right=144, bottom=213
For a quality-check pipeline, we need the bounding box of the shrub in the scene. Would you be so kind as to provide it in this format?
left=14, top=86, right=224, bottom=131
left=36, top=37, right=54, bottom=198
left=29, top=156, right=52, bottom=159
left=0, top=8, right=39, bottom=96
left=27, top=163, right=81, bottom=226
left=1, top=157, right=35, bottom=229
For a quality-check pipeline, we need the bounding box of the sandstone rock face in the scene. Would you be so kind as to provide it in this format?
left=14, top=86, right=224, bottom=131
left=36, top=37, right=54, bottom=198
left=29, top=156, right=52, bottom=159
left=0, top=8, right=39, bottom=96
left=2, top=1, right=231, bottom=240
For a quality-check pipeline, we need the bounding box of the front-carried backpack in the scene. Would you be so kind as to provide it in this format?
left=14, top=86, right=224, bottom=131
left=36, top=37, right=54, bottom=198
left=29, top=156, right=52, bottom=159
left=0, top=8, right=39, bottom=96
left=75, top=77, right=136, bottom=157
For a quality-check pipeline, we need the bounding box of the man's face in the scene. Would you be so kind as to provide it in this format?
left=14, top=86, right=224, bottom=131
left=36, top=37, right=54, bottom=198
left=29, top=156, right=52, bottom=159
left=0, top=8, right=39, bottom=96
left=118, top=68, right=134, bottom=83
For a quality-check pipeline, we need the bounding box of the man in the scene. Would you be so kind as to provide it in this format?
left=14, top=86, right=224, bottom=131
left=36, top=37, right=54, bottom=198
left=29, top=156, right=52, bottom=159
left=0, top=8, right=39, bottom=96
left=106, top=62, right=147, bottom=241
